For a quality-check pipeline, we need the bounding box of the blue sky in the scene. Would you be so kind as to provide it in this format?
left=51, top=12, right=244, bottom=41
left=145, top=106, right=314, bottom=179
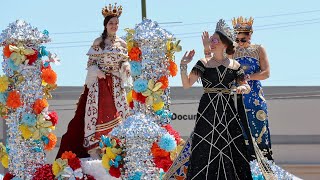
left=1, top=0, right=320, bottom=86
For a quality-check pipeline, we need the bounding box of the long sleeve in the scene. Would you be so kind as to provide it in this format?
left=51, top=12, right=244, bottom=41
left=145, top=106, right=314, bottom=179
left=85, top=45, right=102, bottom=86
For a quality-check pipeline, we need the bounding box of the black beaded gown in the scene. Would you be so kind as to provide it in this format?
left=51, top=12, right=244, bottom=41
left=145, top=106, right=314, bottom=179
left=165, top=60, right=253, bottom=180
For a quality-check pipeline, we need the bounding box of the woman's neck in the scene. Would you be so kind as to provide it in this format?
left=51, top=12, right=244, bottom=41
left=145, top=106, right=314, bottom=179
left=212, top=52, right=225, bottom=61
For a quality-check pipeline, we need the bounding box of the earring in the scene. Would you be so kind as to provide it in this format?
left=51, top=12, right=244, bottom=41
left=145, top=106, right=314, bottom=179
left=223, top=49, right=227, bottom=58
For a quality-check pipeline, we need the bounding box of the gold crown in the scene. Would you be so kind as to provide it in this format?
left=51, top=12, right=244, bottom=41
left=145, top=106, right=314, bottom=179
left=102, top=3, right=123, bottom=18
left=232, top=16, right=254, bottom=32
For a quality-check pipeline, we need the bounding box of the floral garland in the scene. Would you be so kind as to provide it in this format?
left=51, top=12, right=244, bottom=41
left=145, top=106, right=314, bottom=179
left=100, top=135, right=124, bottom=178
left=0, top=142, right=9, bottom=168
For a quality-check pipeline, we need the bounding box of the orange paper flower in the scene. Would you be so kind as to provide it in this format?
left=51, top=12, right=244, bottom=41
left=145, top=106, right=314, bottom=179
left=61, top=151, right=77, bottom=160
left=33, top=99, right=48, bottom=114
left=41, top=68, right=57, bottom=85
left=3, top=45, right=12, bottom=58
left=128, top=47, right=142, bottom=61
left=158, top=76, right=169, bottom=89
left=168, top=60, right=178, bottom=77
left=44, top=133, right=57, bottom=150
left=6, top=91, right=22, bottom=109
left=151, top=143, right=170, bottom=158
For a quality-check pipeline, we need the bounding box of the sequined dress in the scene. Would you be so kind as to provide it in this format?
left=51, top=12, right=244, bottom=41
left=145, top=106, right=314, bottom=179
left=233, top=45, right=273, bottom=160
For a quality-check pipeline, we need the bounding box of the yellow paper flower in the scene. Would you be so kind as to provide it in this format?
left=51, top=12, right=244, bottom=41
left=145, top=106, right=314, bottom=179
left=102, top=154, right=111, bottom=170
left=166, top=39, right=182, bottom=60
left=126, top=90, right=133, bottom=104
left=30, top=114, right=53, bottom=140
left=105, top=147, right=117, bottom=159
left=19, top=124, right=33, bottom=139
left=170, top=145, right=184, bottom=161
left=153, top=101, right=164, bottom=111
left=9, top=43, right=35, bottom=65
left=142, top=79, right=164, bottom=106
left=0, top=75, right=10, bottom=92
left=125, top=28, right=135, bottom=52
left=1, top=154, right=9, bottom=168
left=52, top=158, right=68, bottom=176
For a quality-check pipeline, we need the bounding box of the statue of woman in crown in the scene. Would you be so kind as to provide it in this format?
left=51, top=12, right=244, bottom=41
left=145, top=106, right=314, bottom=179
left=230, top=17, right=273, bottom=161
left=57, top=3, right=131, bottom=159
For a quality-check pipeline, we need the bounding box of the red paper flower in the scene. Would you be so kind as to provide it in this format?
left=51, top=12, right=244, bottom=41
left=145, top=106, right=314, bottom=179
left=48, top=111, right=58, bottom=126
left=83, top=174, right=96, bottom=180
left=32, top=164, right=55, bottom=180
left=128, top=47, right=142, bottom=61
left=3, top=45, right=12, bottom=58
left=68, top=157, right=81, bottom=170
left=129, top=101, right=134, bottom=109
left=162, top=124, right=181, bottom=143
left=26, top=49, right=38, bottom=65
left=132, top=90, right=146, bottom=104
left=109, top=165, right=122, bottom=178
left=153, top=155, right=173, bottom=172
left=3, top=172, right=14, bottom=180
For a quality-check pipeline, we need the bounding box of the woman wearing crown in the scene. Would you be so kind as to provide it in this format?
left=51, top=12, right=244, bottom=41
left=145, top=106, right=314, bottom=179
left=228, top=17, right=274, bottom=161
left=164, top=19, right=253, bottom=180
left=57, top=4, right=130, bottom=159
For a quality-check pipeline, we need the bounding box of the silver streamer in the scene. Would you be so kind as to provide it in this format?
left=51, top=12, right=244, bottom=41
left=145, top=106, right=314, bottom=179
left=250, top=160, right=294, bottom=180
left=110, top=19, right=179, bottom=179
left=1, top=20, right=53, bottom=179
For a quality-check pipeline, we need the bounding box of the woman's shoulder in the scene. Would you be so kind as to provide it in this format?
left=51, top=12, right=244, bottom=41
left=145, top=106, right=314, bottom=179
left=92, top=37, right=102, bottom=46
left=228, top=58, right=241, bottom=70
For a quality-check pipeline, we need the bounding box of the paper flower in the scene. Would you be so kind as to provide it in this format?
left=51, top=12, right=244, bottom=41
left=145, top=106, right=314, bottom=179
left=59, top=167, right=83, bottom=179
left=33, top=99, right=48, bottom=114
left=41, top=68, right=57, bottom=85
left=1, top=154, right=9, bottom=168
left=7, top=59, right=19, bottom=71
left=128, top=47, right=142, bottom=61
left=30, top=114, right=53, bottom=140
left=0, top=76, right=10, bottom=93
left=168, top=60, right=178, bottom=77
left=19, top=124, right=33, bottom=139
left=158, top=76, right=169, bottom=89
left=158, top=133, right=177, bottom=152
left=142, top=79, right=164, bottom=105
left=0, top=93, right=8, bottom=104
left=130, top=61, right=142, bottom=76
left=152, top=101, right=164, bottom=111
left=33, top=164, right=55, bottom=180
left=61, top=151, right=76, bottom=160
left=25, top=49, right=38, bottom=65
left=21, top=112, right=37, bottom=126
left=9, top=44, right=35, bottom=65
left=44, top=133, right=57, bottom=150
left=52, top=158, right=68, bottom=176
left=133, top=78, right=148, bottom=93
left=6, top=91, right=22, bottom=109
left=3, top=45, right=12, bottom=58
left=48, top=111, right=58, bottom=126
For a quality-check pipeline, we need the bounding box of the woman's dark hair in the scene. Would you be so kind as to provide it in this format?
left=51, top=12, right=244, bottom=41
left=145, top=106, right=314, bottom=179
left=216, top=31, right=235, bottom=55
left=99, top=15, right=118, bottom=49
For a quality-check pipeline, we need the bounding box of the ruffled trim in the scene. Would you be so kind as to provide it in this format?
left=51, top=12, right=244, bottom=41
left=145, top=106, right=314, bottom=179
left=86, top=45, right=128, bottom=58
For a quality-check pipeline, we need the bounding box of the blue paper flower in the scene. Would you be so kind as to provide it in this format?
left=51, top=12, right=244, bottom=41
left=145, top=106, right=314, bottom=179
left=115, top=155, right=122, bottom=162
left=39, top=46, right=49, bottom=57
left=41, top=135, right=49, bottom=145
left=158, top=133, right=177, bottom=152
left=129, top=172, right=143, bottom=180
left=33, top=147, right=43, bottom=152
left=21, top=113, right=37, bottom=126
left=113, top=161, right=119, bottom=168
left=43, top=30, right=49, bottom=36
left=101, top=135, right=112, bottom=147
left=0, top=92, right=8, bottom=104
left=7, top=58, right=19, bottom=71
left=130, top=61, right=142, bottom=77
left=133, top=78, right=148, bottom=93
left=12, top=177, right=23, bottom=180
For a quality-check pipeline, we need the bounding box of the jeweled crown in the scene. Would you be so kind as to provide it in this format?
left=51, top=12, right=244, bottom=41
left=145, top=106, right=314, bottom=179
left=232, top=16, right=254, bottom=33
left=102, top=3, right=123, bottom=18
left=215, top=19, right=236, bottom=41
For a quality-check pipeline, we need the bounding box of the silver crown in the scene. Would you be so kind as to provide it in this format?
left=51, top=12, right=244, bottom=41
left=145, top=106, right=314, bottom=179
left=215, top=19, right=236, bottom=42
